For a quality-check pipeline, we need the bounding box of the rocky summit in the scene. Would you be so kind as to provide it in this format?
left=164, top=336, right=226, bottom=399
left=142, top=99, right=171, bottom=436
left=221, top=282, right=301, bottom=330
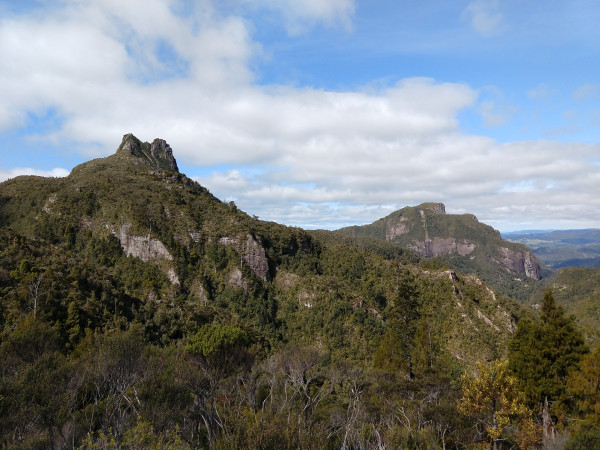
left=117, top=133, right=179, bottom=172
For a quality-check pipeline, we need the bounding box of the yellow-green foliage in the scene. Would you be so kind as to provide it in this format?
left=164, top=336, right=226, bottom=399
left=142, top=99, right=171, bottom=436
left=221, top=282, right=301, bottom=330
left=459, top=359, right=536, bottom=448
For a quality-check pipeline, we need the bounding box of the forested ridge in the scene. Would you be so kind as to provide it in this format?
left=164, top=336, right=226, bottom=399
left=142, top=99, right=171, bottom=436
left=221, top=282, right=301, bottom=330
left=1, top=135, right=599, bottom=449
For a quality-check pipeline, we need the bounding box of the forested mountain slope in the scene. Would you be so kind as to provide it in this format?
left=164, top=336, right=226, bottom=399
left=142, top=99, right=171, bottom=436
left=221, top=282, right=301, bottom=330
left=0, top=134, right=595, bottom=449
left=531, top=266, right=600, bottom=347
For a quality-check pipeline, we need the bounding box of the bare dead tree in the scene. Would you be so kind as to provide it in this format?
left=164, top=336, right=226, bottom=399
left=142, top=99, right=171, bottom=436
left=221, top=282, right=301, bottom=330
left=27, top=273, right=45, bottom=319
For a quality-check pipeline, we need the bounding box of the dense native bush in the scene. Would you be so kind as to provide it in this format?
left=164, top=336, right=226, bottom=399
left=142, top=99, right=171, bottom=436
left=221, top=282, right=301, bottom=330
left=0, top=150, right=595, bottom=448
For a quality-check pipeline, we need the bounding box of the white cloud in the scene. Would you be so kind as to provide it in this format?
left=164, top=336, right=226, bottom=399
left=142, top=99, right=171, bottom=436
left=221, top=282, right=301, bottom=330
left=195, top=136, right=600, bottom=229
left=527, top=83, right=552, bottom=100
left=573, top=83, right=600, bottom=101
left=247, top=0, right=355, bottom=34
left=0, top=0, right=598, bottom=232
left=478, top=101, right=509, bottom=126
left=462, top=0, right=505, bottom=37
left=0, top=167, right=70, bottom=182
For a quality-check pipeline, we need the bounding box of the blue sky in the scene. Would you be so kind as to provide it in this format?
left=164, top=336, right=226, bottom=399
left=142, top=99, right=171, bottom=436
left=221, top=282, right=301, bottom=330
left=0, top=0, right=599, bottom=231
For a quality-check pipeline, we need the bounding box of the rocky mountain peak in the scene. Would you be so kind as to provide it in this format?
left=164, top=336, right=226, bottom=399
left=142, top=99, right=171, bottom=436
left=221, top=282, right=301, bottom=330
left=418, top=202, right=446, bottom=214
left=117, top=133, right=179, bottom=172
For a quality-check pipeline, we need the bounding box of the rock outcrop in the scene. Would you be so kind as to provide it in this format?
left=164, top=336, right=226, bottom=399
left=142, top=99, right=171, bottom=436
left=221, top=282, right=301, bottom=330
left=242, top=235, right=269, bottom=281
left=422, top=202, right=446, bottom=215
left=117, top=224, right=173, bottom=262
left=499, top=247, right=541, bottom=280
left=218, top=234, right=269, bottom=281
left=385, top=217, right=409, bottom=240
left=113, top=223, right=180, bottom=284
left=117, top=133, right=179, bottom=172
left=524, top=252, right=541, bottom=279
left=228, top=267, right=248, bottom=291
left=407, top=237, right=476, bottom=258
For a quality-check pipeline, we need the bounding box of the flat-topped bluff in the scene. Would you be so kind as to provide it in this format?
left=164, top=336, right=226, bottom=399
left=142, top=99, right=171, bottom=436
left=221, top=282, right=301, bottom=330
left=337, top=202, right=544, bottom=300
left=116, top=133, right=179, bottom=172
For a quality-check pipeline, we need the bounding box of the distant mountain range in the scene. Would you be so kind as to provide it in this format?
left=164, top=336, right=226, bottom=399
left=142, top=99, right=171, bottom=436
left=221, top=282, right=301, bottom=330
left=503, top=229, right=600, bottom=269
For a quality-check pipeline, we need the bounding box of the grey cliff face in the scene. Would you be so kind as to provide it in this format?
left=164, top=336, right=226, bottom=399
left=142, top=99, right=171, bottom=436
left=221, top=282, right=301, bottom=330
left=113, top=223, right=180, bottom=285
left=426, top=203, right=446, bottom=214
left=117, top=223, right=173, bottom=262
left=498, top=247, right=541, bottom=280
left=524, top=251, right=541, bottom=280
left=149, top=138, right=179, bottom=172
left=407, top=237, right=476, bottom=258
left=242, top=235, right=269, bottom=281
left=218, top=234, right=270, bottom=281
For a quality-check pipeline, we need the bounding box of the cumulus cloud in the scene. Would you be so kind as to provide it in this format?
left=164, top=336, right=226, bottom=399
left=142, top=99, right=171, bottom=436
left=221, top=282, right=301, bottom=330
left=0, top=0, right=598, bottom=232
left=196, top=136, right=600, bottom=230
left=0, top=0, right=256, bottom=137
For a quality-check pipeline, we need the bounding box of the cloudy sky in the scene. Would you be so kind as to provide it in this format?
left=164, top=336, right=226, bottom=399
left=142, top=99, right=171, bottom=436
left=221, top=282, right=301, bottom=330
left=1, top=0, right=599, bottom=232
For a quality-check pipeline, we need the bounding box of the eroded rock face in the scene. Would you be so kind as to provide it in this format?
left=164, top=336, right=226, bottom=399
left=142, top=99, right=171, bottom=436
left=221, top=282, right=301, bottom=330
left=499, top=247, right=525, bottom=275
left=166, top=267, right=180, bottom=285
left=117, top=224, right=173, bottom=262
left=218, top=236, right=237, bottom=247
left=219, top=234, right=269, bottom=281
left=113, top=224, right=180, bottom=284
left=524, top=252, right=541, bottom=279
left=386, top=217, right=409, bottom=240
left=424, top=203, right=446, bottom=214
left=499, top=247, right=541, bottom=280
left=243, top=235, right=269, bottom=280
left=408, top=237, right=476, bottom=258
left=149, top=139, right=179, bottom=172
left=228, top=268, right=248, bottom=291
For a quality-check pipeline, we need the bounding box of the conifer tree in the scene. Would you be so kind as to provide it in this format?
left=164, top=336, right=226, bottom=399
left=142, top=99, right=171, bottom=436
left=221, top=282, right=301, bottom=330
left=567, top=344, right=600, bottom=427
left=508, top=290, right=588, bottom=415
left=66, top=300, right=81, bottom=347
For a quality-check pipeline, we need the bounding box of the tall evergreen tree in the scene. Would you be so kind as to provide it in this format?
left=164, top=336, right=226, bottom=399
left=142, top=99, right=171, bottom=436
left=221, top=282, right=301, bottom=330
left=66, top=300, right=81, bottom=347
left=508, top=290, right=588, bottom=415
left=567, top=344, right=600, bottom=428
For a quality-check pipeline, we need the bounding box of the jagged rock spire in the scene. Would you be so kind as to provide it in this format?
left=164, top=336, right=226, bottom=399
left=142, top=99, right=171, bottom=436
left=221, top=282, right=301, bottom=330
left=117, top=133, right=179, bottom=172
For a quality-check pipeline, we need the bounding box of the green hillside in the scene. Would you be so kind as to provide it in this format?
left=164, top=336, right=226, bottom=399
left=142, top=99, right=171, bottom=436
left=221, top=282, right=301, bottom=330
left=0, top=134, right=596, bottom=449
left=530, top=267, right=600, bottom=347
